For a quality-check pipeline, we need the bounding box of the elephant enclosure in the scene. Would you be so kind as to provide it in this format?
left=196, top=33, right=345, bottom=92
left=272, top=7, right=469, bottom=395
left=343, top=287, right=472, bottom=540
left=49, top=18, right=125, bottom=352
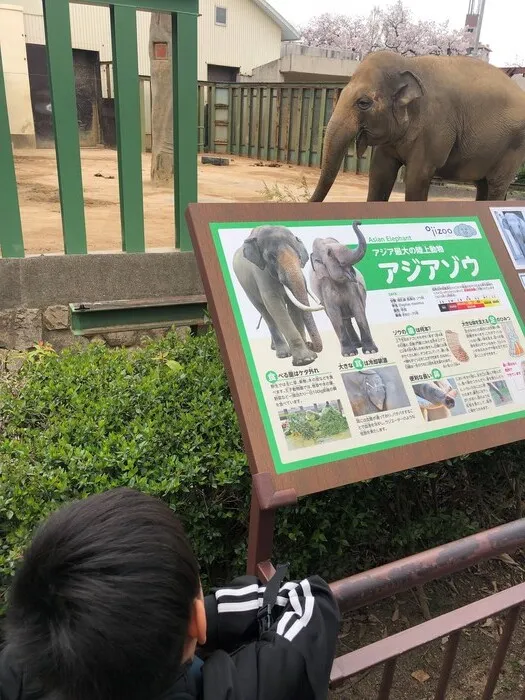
left=13, top=148, right=520, bottom=256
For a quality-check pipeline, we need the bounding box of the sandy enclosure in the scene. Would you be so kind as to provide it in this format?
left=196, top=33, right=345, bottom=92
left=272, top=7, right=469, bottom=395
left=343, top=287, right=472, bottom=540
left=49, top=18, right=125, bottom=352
left=13, top=148, right=477, bottom=255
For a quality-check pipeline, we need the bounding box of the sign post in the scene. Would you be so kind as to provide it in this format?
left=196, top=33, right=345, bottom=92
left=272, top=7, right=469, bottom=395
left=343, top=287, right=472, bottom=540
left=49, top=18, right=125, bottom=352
left=186, top=201, right=525, bottom=578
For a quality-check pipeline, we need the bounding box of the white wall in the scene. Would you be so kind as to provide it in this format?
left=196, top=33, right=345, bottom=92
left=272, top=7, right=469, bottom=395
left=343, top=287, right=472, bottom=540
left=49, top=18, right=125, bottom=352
left=0, top=3, right=35, bottom=146
left=197, top=0, right=282, bottom=79
left=19, top=0, right=283, bottom=81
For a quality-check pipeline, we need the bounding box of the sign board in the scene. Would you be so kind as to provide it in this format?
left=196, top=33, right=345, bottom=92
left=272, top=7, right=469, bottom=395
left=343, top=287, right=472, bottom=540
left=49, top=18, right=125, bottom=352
left=186, top=202, right=525, bottom=499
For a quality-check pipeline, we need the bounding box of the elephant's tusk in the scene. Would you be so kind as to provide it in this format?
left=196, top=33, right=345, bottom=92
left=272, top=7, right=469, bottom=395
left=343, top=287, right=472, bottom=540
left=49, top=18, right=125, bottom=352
left=307, top=289, right=322, bottom=305
left=256, top=315, right=263, bottom=330
left=283, top=285, right=324, bottom=312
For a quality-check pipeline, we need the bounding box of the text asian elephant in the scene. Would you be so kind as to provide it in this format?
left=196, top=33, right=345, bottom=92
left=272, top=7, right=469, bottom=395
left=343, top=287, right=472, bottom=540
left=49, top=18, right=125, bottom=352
left=310, top=50, right=525, bottom=203
left=309, top=222, right=378, bottom=356
left=233, top=226, right=324, bottom=366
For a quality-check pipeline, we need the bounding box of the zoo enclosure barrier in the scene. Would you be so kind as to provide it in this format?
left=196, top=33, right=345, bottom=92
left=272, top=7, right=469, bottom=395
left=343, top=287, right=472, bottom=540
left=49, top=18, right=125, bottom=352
left=324, top=516, right=525, bottom=698
left=0, top=0, right=198, bottom=259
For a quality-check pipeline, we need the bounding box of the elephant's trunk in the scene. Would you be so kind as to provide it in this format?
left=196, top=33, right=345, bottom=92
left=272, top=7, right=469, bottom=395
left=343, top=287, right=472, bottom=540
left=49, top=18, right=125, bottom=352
left=310, top=97, right=357, bottom=203
left=414, top=383, right=455, bottom=409
left=279, top=250, right=323, bottom=353
left=348, top=222, right=367, bottom=264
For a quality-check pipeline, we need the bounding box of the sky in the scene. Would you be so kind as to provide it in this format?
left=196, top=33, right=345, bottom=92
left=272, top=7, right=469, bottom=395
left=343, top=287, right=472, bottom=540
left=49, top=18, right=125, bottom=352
left=271, top=0, right=525, bottom=67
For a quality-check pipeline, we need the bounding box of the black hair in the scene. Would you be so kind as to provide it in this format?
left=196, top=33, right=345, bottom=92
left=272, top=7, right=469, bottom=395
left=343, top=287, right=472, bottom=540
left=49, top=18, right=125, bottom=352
left=4, top=488, right=200, bottom=700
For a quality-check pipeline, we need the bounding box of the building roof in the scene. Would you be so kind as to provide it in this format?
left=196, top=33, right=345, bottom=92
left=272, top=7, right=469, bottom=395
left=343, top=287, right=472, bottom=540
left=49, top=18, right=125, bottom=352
left=252, top=0, right=300, bottom=42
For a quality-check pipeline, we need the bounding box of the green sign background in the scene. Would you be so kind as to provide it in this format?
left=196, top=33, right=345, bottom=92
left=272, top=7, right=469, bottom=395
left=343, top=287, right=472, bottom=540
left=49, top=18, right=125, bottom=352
left=211, top=217, right=525, bottom=475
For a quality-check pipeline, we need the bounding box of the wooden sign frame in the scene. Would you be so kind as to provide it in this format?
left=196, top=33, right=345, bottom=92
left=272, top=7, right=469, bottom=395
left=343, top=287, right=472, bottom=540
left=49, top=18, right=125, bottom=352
left=186, top=201, right=525, bottom=574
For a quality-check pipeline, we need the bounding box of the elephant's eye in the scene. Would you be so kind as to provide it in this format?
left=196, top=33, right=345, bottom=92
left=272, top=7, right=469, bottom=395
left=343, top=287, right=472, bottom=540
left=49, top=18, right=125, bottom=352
left=357, top=97, right=372, bottom=111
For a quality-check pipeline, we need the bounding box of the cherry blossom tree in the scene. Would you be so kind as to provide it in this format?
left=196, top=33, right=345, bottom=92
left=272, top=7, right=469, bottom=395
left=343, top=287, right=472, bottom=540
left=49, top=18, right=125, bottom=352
left=301, top=1, right=471, bottom=59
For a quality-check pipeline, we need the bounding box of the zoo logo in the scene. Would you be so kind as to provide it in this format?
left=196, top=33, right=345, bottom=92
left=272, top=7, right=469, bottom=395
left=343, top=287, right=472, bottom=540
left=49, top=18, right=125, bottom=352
left=453, top=224, right=477, bottom=239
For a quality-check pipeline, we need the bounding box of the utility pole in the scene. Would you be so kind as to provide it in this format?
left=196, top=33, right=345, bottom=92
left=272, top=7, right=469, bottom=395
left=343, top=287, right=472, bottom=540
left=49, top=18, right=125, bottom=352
left=472, top=0, right=486, bottom=56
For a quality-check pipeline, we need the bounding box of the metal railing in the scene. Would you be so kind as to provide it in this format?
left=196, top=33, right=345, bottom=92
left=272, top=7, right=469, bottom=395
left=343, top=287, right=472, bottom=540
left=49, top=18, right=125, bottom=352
left=0, top=0, right=198, bottom=259
left=328, top=516, right=525, bottom=697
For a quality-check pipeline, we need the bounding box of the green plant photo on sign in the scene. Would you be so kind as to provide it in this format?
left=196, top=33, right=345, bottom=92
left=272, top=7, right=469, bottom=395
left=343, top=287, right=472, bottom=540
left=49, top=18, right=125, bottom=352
left=211, top=217, right=525, bottom=476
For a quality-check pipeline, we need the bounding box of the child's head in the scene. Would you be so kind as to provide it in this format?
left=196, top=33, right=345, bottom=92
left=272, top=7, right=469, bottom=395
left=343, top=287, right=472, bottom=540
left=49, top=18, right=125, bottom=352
left=4, top=488, right=206, bottom=700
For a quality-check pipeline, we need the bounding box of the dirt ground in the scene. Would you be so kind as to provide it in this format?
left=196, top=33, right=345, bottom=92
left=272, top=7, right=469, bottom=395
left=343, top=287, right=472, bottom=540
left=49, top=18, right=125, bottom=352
left=12, top=147, right=507, bottom=256
left=331, top=557, right=525, bottom=699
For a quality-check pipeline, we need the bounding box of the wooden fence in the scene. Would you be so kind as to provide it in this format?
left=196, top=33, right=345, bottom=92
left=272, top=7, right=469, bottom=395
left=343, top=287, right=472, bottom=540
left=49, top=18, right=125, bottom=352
left=197, top=82, right=372, bottom=175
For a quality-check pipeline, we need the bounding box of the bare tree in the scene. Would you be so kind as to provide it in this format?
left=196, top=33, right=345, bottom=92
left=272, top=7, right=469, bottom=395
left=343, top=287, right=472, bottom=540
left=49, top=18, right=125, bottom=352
left=149, top=13, right=174, bottom=183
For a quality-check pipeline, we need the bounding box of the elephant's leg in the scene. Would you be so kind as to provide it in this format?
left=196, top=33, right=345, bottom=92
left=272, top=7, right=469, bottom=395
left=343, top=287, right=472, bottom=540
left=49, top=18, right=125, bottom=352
left=346, top=320, right=362, bottom=348
left=367, top=148, right=402, bottom=202
left=327, top=305, right=358, bottom=356
left=262, top=292, right=316, bottom=366
left=475, top=179, right=489, bottom=201
left=252, top=299, right=291, bottom=358
left=486, top=151, right=525, bottom=201
left=353, top=294, right=378, bottom=354
left=404, top=163, right=435, bottom=201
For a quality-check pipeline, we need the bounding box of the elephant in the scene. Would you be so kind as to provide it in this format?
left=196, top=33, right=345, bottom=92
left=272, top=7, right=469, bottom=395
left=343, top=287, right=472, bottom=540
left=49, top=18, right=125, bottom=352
left=503, top=213, right=525, bottom=260
left=233, top=225, right=324, bottom=366
left=342, top=367, right=410, bottom=416
left=310, top=50, right=525, bottom=203
left=413, top=380, right=457, bottom=421
left=310, top=221, right=377, bottom=356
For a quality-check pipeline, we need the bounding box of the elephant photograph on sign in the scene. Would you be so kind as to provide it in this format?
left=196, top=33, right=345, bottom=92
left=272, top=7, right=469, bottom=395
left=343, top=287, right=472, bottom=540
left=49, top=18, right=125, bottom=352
left=342, top=366, right=411, bottom=416
left=232, top=225, right=324, bottom=366
left=493, top=210, right=525, bottom=268
left=412, top=378, right=466, bottom=422
left=310, top=51, right=525, bottom=203
left=310, top=221, right=378, bottom=357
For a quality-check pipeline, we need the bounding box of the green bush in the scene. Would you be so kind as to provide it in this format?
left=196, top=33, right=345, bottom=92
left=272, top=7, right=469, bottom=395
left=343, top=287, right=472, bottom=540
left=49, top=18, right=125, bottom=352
left=1, top=331, right=523, bottom=613
left=517, top=164, right=525, bottom=184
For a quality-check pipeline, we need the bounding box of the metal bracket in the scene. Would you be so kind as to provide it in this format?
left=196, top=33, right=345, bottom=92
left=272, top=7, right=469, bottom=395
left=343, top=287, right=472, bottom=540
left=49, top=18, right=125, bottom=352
left=69, top=295, right=208, bottom=336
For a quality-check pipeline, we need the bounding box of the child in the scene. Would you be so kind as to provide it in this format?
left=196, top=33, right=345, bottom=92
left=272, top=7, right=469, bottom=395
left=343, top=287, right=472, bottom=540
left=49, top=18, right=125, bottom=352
left=0, top=488, right=340, bottom=700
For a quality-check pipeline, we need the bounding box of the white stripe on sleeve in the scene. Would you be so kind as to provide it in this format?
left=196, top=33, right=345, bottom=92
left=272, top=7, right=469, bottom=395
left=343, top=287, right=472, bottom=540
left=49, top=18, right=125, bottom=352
left=218, top=595, right=289, bottom=614
left=275, top=579, right=315, bottom=642
left=215, top=584, right=262, bottom=598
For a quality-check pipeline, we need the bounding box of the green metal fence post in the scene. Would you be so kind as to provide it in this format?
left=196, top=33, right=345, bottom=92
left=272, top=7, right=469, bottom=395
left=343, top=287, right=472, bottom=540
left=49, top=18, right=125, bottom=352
left=42, top=0, right=87, bottom=254
left=0, top=48, right=24, bottom=258
left=172, top=7, right=198, bottom=252
left=110, top=4, right=145, bottom=252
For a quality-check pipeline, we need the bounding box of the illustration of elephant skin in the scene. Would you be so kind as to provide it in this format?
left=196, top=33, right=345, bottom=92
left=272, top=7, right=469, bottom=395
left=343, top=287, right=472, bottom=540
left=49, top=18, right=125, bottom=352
left=504, top=213, right=525, bottom=260
left=342, top=368, right=410, bottom=416
left=233, top=225, right=324, bottom=366
left=310, top=50, right=525, bottom=203
left=310, top=221, right=377, bottom=356
left=413, top=380, right=456, bottom=421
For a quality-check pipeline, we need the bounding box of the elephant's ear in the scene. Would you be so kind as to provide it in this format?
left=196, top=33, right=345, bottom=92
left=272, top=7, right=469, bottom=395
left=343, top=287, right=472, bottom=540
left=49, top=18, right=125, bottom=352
left=243, top=238, right=265, bottom=269
left=311, top=254, right=330, bottom=279
left=394, top=70, right=423, bottom=108
left=294, top=236, right=309, bottom=267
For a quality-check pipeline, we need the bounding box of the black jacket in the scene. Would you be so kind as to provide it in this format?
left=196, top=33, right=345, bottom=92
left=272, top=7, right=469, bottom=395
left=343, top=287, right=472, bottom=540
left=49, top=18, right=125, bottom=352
left=0, top=574, right=340, bottom=700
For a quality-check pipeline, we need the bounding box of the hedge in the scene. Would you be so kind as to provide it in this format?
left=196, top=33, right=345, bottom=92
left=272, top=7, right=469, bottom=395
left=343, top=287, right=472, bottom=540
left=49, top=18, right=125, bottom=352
left=0, top=331, right=523, bottom=612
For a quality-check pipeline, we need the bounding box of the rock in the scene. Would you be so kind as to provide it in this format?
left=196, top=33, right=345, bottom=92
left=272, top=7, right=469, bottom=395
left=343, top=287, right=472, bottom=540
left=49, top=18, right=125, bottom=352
left=43, top=330, right=89, bottom=352
left=43, top=305, right=70, bottom=331
left=0, top=348, right=8, bottom=372
left=13, top=308, right=43, bottom=350
left=6, top=351, right=25, bottom=374
left=201, top=156, right=229, bottom=166
left=0, top=310, right=14, bottom=348
left=103, top=331, right=139, bottom=347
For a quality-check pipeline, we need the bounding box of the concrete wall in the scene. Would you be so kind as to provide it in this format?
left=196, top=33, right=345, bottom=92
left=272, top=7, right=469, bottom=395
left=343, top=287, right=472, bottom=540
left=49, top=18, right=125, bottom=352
left=0, top=4, right=35, bottom=147
left=242, top=43, right=358, bottom=83
left=0, top=251, right=204, bottom=351
left=512, top=74, right=525, bottom=91
left=18, top=0, right=284, bottom=82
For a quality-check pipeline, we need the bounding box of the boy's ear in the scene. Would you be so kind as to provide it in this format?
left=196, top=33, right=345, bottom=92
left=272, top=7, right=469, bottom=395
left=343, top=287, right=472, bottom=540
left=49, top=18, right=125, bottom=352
left=188, top=597, right=207, bottom=646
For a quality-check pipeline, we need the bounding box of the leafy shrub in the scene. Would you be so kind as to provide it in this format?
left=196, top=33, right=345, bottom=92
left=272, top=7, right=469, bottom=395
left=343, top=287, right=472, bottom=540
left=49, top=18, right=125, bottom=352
left=1, top=331, right=523, bottom=614
left=517, top=164, right=525, bottom=184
